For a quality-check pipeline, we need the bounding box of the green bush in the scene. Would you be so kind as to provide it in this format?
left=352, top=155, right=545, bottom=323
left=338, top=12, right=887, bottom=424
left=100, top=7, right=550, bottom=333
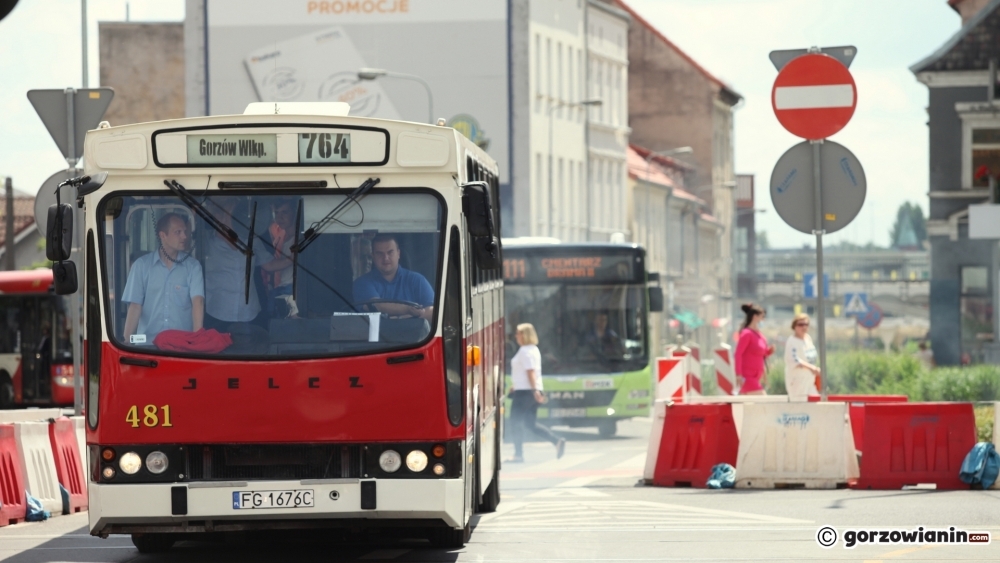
left=702, top=348, right=1000, bottom=402
left=974, top=404, right=994, bottom=444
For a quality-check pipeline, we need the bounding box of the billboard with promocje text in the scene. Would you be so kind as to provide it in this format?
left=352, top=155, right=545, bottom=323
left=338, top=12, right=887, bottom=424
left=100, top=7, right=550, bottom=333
left=205, top=0, right=509, bottom=180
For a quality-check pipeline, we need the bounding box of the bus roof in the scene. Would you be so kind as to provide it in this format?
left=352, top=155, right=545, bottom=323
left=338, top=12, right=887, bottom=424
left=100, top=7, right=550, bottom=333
left=0, top=269, right=53, bottom=294
left=81, top=105, right=497, bottom=179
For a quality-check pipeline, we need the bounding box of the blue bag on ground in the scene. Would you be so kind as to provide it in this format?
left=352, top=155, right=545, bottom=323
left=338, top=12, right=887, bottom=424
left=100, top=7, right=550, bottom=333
left=959, top=442, right=1000, bottom=489
left=25, top=491, right=51, bottom=521
left=706, top=463, right=736, bottom=489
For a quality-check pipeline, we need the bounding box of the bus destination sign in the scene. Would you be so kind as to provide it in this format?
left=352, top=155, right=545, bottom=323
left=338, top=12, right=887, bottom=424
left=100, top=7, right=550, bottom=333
left=504, top=253, right=637, bottom=283
left=188, top=134, right=277, bottom=164
left=184, top=132, right=353, bottom=165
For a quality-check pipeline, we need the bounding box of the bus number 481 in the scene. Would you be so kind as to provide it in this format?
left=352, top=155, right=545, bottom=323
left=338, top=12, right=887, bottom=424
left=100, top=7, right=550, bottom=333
left=126, top=404, right=173, bottom=428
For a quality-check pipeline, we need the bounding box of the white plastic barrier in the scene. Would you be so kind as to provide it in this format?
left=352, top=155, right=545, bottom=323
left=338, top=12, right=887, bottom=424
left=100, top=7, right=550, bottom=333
left=0, top=409, right=62, bottom=423
left=735, top=402, right=859, bottom=489
left=642, top=400, right=670, bottom=482
left=14, top=421, right=63, bottom=514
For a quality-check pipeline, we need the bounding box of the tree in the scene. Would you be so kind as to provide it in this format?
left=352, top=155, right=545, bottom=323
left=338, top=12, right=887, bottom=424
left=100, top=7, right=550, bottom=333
left=889, top=202, right=927, bottom=249
left=756, top=230, right=770, bottom=250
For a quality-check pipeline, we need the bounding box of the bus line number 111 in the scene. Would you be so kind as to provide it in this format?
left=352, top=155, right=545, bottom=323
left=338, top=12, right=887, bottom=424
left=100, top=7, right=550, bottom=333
left=126, top=405, right=173, bottom=428
left=504, top=259, right=526, bottom=280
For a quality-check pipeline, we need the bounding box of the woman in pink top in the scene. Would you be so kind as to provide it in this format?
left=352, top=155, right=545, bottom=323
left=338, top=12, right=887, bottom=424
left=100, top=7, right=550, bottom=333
left=734, top=303, right=774, bottom=395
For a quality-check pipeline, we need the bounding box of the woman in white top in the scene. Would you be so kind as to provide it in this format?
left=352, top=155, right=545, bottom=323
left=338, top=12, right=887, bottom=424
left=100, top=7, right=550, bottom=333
left=784, top=313, right=820, bottom=401
left=508, top=323, right=565, bottom=463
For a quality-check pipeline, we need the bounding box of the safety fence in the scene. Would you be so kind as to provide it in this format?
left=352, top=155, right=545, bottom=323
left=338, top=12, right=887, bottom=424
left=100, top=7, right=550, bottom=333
left=0, top=412, right=87, bottom=526
left=645, top=397, right=999, bottom=491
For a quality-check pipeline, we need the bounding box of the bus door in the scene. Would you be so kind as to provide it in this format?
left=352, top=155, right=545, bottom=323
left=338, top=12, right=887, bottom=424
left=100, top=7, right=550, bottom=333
left=18, top=296, right=53, bottom=402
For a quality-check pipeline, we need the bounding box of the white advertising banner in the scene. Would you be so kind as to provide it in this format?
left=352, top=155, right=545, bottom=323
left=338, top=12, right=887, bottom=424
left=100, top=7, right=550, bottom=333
left=205, top=0, right=509, bottom=178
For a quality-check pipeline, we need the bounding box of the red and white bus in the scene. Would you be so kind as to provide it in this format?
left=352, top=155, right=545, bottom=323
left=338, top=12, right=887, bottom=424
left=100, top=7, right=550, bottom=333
left=0, top=269, right=75, bottom=408
left=52, top=102, right=504, bottom=551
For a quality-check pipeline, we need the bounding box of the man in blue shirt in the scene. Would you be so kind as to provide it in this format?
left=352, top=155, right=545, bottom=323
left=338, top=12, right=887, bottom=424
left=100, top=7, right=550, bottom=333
left=122, top=213, right=205, bottom=343
left=353, top=234, right=434, bottom=320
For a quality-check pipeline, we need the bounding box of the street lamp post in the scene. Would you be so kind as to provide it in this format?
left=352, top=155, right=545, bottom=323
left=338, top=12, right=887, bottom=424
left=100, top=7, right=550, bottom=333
left=357, top=68, right=434, bottom=124
left=548, top=98, right=601, bottom=238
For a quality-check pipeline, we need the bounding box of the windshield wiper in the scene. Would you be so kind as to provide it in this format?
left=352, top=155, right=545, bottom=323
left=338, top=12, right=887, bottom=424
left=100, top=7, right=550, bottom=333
left=244, top=202, right=257, bottom=305
left=164, top=179, right=251, bottom=255
left=292, top=177, right=379, bottom=254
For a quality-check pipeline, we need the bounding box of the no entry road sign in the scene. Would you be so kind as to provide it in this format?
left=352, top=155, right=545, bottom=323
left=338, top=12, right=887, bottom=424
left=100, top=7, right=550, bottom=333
left=772, top=53, right=856, bottom=140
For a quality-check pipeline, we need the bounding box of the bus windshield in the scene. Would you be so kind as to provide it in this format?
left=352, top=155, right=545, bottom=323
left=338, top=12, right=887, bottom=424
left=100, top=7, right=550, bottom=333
left=100, top=189, right=444, bottom=358
left=505, top=283, right=648, bottom=375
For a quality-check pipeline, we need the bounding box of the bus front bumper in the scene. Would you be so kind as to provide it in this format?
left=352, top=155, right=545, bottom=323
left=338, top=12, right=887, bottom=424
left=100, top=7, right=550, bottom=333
left=88, top=478, right=466, bottom=536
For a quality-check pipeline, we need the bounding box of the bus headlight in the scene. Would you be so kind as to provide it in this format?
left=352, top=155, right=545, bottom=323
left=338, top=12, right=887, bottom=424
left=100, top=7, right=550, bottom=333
left=145, top=451, right=169, bottom=474
left=406, top=450, right=428, bottom=472
left=432, top=463, right=446, bottom=476
left=102, top=466, right=116, bottom=479
left=119, top=452, right=142, bottom=475
left=379, top=450, right=402, bottom=473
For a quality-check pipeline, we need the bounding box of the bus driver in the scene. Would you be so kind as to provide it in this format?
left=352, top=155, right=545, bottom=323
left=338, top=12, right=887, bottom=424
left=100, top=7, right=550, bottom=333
left=122, top=213, right=205, bottom=342
left=353, top=233, right=434, bottom=320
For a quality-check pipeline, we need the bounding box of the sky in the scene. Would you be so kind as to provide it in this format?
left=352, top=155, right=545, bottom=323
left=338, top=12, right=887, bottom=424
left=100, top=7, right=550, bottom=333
left=0, top=0, right=963, bottom=248
left=627, top=0, right=959, bottom=248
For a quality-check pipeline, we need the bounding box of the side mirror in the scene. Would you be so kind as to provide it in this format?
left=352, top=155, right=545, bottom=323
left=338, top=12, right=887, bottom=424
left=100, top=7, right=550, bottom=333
left=52, top=261, right=78, bottom=295
left=648, top=286, right=664, bottom=313
left=472, top=236, right=502, bottom=270
left=46, top=203, right=74, bottom=261
left=462, top=181, right=501, bottom=270
left=462, top=182, right=493, bottom=237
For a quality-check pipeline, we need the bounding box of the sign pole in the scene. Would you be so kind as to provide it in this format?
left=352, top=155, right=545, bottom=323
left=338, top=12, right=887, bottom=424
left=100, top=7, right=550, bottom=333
left=65, top=88, right=84, bottom=416
left=811, top=139, right=828, bottom=401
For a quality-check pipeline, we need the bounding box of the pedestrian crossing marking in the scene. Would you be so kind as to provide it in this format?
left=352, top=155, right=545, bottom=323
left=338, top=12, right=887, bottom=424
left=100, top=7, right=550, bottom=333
left=477, top=500, right=811, bottom=529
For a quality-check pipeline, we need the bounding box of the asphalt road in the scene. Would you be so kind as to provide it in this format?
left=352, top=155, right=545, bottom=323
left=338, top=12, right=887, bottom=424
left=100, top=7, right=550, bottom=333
left=2, top=417, right=998, bottom=562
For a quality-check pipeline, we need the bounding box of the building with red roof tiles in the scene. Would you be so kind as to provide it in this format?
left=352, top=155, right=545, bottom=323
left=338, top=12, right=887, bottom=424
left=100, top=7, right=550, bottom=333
left=610, top=0, right=742, bottom=349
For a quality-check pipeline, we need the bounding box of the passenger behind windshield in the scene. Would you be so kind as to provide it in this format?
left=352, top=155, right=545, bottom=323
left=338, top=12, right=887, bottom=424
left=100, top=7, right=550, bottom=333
left=582, top=311, right=625, bottom=360
left=204, top=196, right=295, bottom=332
left=353, top=233, right=434, bottom=320
left=122, top=213, right=205, bottom=342
left=262, top=199, right=297, bottom=318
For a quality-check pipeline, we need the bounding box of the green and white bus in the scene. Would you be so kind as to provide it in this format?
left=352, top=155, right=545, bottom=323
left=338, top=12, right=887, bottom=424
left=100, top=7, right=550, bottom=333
left=502, top=239, right=662, bottom=437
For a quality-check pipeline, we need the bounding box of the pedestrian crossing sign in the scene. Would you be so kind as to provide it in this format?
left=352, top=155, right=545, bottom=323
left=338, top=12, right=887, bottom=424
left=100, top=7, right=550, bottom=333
left=843, top=292, right=868, bottom=317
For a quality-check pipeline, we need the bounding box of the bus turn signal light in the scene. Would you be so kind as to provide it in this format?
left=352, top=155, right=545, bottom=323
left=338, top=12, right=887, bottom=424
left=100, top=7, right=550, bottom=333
left=466, top=345, right=481, bottom=366
left=102, top=447, right=116, bottom=461
left=432, top=444, right=446, bottom=458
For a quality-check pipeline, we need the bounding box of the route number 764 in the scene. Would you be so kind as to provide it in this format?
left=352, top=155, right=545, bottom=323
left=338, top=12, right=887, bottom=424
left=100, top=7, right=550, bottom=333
left=126, top=404, right=173, bottom=428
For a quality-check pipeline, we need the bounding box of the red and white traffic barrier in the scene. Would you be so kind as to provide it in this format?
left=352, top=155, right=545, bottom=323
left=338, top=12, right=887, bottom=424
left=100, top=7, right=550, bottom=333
left=49, top=417, right=87, bottom=514
left=0, top=423, right=27, bottom=526
left=656, top=357, right=686, bottom=400
left=713, top=344, right=736, bottom=395
left=672, top=345, right=701, bottom=399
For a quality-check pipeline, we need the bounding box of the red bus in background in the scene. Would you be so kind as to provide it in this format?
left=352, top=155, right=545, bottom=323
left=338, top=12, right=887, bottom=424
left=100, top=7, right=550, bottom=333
left=0, top=269, right=74, bottom=408
left=61, top=103, right=504, bottom=551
